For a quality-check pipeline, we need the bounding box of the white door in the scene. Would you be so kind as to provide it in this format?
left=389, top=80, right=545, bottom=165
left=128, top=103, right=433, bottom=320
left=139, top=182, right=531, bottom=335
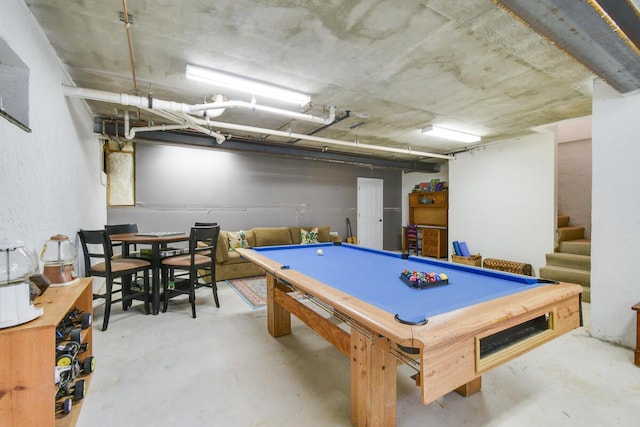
left=357, top=177, right=384, bottom=249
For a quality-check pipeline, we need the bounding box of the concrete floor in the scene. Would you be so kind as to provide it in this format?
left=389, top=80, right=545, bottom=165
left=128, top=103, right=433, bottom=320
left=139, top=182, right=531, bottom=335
left=77, top=282, right=640, bottom=427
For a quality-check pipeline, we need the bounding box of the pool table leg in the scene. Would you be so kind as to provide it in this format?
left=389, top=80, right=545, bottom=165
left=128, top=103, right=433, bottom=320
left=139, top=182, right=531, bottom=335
left=266, top=274, right=291, bottom=337
left=351, top=329, right=397, bottom=427
left=455, top=376, right=482, bottom=396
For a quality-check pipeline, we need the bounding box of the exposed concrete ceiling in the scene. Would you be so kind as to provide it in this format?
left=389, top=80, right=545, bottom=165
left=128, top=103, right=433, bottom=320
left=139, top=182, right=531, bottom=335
left=22, top=0, right=639, bottom=165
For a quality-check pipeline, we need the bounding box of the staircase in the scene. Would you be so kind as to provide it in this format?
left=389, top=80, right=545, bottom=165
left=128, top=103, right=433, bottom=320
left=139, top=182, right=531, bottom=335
left=539, top=215, right=592, bottom=302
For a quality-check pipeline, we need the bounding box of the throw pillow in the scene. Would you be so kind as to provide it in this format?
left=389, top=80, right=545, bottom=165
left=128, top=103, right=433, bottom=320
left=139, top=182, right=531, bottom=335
left=301, top=227, right=319, bottom=244
left=228, top=230, right=248, bottom=252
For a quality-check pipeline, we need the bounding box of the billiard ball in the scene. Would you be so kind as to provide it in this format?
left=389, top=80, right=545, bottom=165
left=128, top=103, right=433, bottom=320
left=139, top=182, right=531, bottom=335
left=317, top=249, right=324, bottom=256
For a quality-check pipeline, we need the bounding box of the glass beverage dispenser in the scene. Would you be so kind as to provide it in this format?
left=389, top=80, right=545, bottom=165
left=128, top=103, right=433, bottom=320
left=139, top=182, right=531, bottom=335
left=0, top=242, right=44, bottom=328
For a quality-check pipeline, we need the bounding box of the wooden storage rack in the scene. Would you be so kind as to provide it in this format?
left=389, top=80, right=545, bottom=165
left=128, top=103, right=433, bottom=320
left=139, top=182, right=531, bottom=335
left=403, top=191, right=449, bottom=258
left=0, top=277, right=93, bottom=427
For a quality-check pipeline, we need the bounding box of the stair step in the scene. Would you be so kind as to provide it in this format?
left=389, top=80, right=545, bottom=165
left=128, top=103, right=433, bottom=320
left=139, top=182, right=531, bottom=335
left=557, top=215, right=570, bottom=228
left=557, top=226, right=585, bottom=242
left=539, top=266, right=590, bottom=286
left=558, top=239, right=591, bottom=256
left=545, top=253, right=590, bottom=271
left=539, top=266, right=591, bottom=303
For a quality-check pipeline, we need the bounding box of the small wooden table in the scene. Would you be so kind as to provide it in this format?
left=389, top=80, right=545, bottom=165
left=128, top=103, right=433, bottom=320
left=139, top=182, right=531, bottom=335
left=633, top=302, right=640, bottom=366
left=110, top=232, right=189, bottom=314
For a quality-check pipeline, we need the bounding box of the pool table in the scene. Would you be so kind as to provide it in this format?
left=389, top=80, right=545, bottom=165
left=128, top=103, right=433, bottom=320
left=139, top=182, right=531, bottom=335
left=236, top=243, right=582, bottom=427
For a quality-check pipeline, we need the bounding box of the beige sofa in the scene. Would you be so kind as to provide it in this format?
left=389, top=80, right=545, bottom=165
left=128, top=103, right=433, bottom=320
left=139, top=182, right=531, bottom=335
left=214, top=226, right=341, bottom=281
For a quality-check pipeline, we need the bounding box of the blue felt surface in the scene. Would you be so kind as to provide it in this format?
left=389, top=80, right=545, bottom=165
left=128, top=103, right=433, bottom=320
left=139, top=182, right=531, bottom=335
left=253, top=243, right=543, bottom=324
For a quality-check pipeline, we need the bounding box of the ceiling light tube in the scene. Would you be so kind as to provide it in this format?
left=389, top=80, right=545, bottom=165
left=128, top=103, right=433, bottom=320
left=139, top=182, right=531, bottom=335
left=186, top=64, right=311, bottom=106
left=421, top=125, right=481, bottom=143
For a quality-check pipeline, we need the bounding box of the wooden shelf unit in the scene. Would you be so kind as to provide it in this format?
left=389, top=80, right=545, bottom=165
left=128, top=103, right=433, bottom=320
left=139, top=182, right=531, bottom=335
left=404, top=191, right=449, bottom=258
left=408, top=191, right=448, bottom=226
left=0, top=278, right=93, bottom=427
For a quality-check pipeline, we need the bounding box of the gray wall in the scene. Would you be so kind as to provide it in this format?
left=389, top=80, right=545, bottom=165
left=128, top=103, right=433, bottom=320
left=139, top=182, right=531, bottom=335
left=108, top=142, right=404, bottom=250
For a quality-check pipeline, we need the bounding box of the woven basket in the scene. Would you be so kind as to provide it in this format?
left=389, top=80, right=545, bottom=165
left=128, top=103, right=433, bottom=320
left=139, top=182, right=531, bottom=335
left=482, top=258, right=533, bottom=276
left=451, top=254, right=482, bottom=267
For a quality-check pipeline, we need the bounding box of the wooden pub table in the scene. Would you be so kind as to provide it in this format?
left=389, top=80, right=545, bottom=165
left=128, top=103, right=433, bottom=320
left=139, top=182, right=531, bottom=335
left=109, top=232, right=189, bottom=314
left=237, top=243, right=583, bottom=427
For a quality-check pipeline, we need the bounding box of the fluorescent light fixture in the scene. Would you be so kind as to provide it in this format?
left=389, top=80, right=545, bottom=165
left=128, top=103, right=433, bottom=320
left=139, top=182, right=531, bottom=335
left=186, top=64, right=311, bottom=106
left=421, top=125, right=481, bottom=143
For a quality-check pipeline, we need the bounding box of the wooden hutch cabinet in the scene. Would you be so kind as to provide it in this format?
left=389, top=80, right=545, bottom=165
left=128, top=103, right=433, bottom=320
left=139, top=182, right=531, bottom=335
left=403, top=191, right=448, bottom=258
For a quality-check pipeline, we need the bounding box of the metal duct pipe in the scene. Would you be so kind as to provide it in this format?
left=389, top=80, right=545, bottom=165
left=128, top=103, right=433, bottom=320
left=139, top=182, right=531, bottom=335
left=121, top=0, right=138, bottom=95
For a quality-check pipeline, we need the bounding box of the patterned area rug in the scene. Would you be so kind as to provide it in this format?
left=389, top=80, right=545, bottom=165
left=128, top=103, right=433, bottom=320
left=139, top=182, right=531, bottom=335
left=225, top=275, right=307, bottom=310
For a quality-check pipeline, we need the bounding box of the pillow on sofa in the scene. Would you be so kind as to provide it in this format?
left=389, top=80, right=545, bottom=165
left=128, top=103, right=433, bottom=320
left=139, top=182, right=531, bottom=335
left=292, top=226, right=332, bottom=243
left=315, top=226, right=331, bottom=242
left=253, top=227, right=293, bottom=247
left=228, top=230, right=248, bottom=252
left=215, top=232, right=230, bottom=263
left=289, top=227, right=302, bottom=244
left=301, top=227, right=319, bottom=244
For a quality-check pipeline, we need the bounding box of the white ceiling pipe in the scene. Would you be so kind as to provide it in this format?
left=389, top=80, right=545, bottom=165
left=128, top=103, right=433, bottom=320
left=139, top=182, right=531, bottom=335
left=63, top=85, right=334, bottom=125
left=189, top=100, right=336, bottom=125
left=135, top=107, right=224, bottom=144
left=177, top=113, right=453, bottom=160
left=63, top=86, right=194, bottom=113
left=189, top=123, right=228, bottom=144
left=63, top=85, right=451, bottom=159
left=123, top=110, right=192, bottom=139
left=138, top=107, right=189, bottom=124
left=124, top=109, right=225, bottom=143
left=127, top=124, right=192, bottom=139
left=203, top=94, right=226, bottom=118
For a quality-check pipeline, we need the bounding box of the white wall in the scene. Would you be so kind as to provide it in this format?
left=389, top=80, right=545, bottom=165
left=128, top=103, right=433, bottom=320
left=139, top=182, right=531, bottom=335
left=590, top=80, right=640, bottom=348
left=0, top=1, right=105, bottom=266
left=447, top=133, right=556, bottom=272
